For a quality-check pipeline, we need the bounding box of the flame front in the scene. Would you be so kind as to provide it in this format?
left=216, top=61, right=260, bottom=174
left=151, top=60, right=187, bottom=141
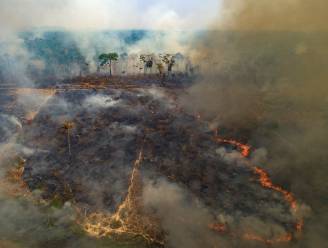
left=254, top=167, right=297, bottom=210
left=243, top=232, right=292, bottom=244
left=215, top=137, right=251, bottom=157
left=212, top=128, right=304, bottom=245
left=80, top=148, right=163, bottom=245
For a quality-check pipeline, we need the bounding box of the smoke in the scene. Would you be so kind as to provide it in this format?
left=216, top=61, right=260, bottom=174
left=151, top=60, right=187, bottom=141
left=0, top=35, right=35, bottom=86
left=0, top=105, right=81, bottom=247
left=0, top=92, right=144, bottom=247
left=0, top=0, right=216, bottom=80
left=0, top=0, right=218, bottom=31
left=180, top=0, right=328, bottom=247
left=3, top=1, right=327, bottom=247
left=84, top=94, right=121, bottom=109
left=142, top=176, right=304, bottom=248
left=216, top=0, right=327, bottom=32
left=143, top=178, right=229, bottom=248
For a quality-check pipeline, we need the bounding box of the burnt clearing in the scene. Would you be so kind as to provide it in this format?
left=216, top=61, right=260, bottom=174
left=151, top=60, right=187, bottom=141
left=0, top=75, right=305, bottom=247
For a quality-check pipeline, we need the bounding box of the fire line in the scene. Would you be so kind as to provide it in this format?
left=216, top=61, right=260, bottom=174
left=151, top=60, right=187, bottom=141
left=212, top=128, right=304, bottom=245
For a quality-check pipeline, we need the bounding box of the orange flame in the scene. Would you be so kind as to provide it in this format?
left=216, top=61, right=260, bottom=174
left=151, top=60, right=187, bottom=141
left=253, top=167, right=297, bottom=210
left=80, top=147, right=163, bottom=245
left=209, top=223, right=227, bottom=233
left=212, top=128, right=304, bottom=244
left=243, top=232, right=292, bottom=244
left=296, top=219, right=304, bottom=232
left=215, top=137, right=251, bottom=157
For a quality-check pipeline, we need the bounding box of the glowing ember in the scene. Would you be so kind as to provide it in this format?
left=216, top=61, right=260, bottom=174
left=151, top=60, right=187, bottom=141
left=243, top=232, right=292, bottom=244
left=211, top=128, right=304, bottom=244
left=12, top=88, right=57, bottom=123
left=213, top=128, right=251, bottom=157
left=80, top=148, right=163, bottom=245
left=296, top=219, right=304, bottom=232
left=0, top=157, right=32, bottom=198
left=25, top=111, right=38, bottom=123
left=215, top=137, right=251, bottom=157
left=209, top=223, right=227, bottom=233
left=5, top=157, right=26, bottom=186
left=254, top=167, right=297, bottom=210
left=14, top=88, right=56, bottom=96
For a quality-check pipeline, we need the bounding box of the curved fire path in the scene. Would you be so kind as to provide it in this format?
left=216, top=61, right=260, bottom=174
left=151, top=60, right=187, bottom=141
left=80, top=144, right=164, bottom=246
left=212, top=129, right=304, bottom=245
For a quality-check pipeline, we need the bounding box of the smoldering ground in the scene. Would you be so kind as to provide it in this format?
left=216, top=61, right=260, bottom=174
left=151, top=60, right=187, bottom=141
left=179, top=0, right=328, bottom=247
left=142, top=178, right=228, bottom=248
left=4, top=82, right=303, bottom=248
left=0, top=2, right=198, bottom=247
left=0, top=90, right=158, bottom=248
left=1, top=1, right=327, bottom=248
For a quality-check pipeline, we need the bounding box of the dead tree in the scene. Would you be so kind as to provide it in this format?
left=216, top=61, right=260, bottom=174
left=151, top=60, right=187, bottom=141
left=63, top=121, right=74, bottom=157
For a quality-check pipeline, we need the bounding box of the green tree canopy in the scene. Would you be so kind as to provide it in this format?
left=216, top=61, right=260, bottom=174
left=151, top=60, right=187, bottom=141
left=98, top=53, right=118, bottom=76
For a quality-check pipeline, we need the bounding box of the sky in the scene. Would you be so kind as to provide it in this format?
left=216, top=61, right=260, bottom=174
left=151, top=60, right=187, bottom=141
left=0, top=0, right=221, bottom=31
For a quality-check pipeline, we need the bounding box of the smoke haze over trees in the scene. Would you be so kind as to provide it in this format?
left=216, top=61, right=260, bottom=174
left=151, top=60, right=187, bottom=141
left=0, top=1, right=327, bottom=248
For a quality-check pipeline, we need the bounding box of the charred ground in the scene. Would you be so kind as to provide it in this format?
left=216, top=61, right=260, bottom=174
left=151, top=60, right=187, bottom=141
left=0, top=75, right=305, bottom=247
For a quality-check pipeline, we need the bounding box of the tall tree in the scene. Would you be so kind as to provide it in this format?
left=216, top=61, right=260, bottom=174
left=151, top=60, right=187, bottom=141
left=140, top=54, right=154, bottom=75
left=98, top=53, right=118, bottom=77
left=160, top=54, right=176, bottom=76
left=63, top=121, right=74, bottom=157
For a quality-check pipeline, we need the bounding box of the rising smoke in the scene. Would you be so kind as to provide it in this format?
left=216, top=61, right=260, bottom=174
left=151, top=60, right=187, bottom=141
left=1, top=1, right=328, bottom=248
left=0, top=0, right=212, bottom=83
left=179, top=0, right=328, bottom=247
left=143, top=178, right=228, bottom=248
left=0, top=1, right=195, bottom=248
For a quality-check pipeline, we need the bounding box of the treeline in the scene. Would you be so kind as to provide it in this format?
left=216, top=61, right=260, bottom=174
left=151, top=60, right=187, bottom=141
left=0, top=31, right=196, bottom=84
left=97, top=52, right=195, bottom=77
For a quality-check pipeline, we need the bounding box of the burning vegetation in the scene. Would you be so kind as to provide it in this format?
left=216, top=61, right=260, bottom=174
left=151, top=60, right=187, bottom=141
left=0, top=1, right=327, bottom=248
left=0, top=76, right=301, bottom=247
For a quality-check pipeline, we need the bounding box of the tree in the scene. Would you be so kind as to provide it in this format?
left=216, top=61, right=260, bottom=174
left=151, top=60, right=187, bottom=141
left=98, top=53, right=119, bottom=77
left=156, top=63, right=165, bottom=85
left=160, top=54, right=176, bottom=77
left=63, top=121, right=74, bottom=157
left=140, top=54, right=154, bottom=75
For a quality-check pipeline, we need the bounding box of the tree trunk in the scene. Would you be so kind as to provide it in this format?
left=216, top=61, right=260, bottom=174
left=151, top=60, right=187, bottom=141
left=109, top=60, right=112, bottom=77
left=67, top=129, right=71, bottom=157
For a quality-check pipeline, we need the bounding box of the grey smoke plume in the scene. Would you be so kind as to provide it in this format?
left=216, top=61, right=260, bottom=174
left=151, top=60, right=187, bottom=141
left=143, top=178, right=228, bottom=248
left=3, top=1, right=327, bottom=247
left=0, top=0, right=218, bottom=31
left=215, top=0, right=327, bottom=32
left=0, top=1, right=204, bottom=82
left=180, top=1, right=328, bottom=247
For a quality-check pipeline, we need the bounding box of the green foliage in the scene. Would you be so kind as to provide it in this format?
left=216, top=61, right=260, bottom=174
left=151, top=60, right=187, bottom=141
left=98, top=53, right=119, bottom=76
left=98, top=53, right=118, bottom=66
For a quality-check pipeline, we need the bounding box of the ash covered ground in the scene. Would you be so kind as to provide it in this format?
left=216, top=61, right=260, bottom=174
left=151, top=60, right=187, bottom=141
left=0, top=76, right=304, bottom=248
left=0, top=1, right=327, bottom=248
